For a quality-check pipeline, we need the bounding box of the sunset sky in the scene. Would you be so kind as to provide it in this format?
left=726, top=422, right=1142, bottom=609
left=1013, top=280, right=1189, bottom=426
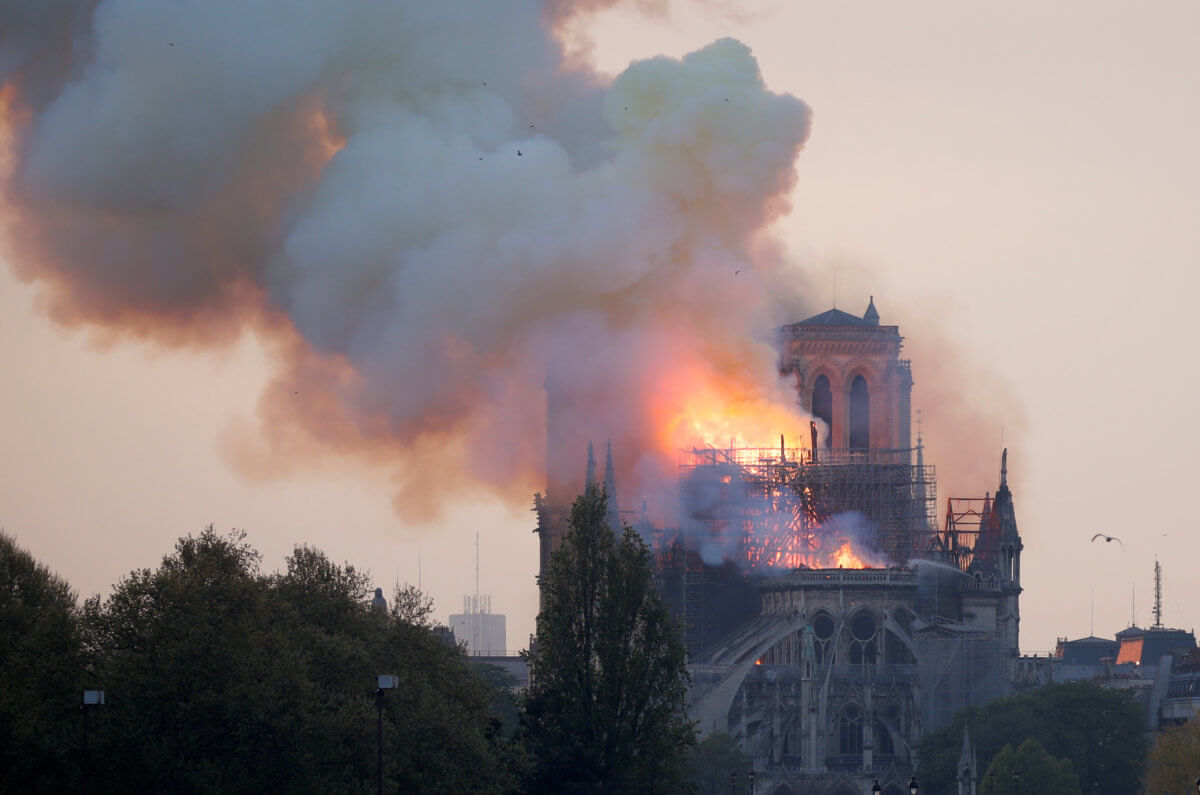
left=3, top=0, right=1199, bottom=653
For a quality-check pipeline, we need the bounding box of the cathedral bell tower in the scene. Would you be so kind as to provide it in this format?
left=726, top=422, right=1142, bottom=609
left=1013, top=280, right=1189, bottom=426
left=779, top=297, right=913, bottom=454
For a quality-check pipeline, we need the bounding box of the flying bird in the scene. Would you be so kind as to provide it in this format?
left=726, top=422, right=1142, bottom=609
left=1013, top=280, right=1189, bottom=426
left=735, top=270, right=741, bottom=275
left=168, top=42, right=174, bottom=46
left=517, top=149, right=523, bottom=156
left=1091, top=534, right=1125, bottom=549
left=529, top=124, right=535, bottom=128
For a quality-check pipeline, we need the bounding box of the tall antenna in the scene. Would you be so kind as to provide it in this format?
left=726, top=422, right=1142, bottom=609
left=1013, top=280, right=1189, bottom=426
left=474, top=531, right=480, bottom=611
left=1153, top=559, right=1163, bottom=629
left=1090, top=587, right=1094, bottom=636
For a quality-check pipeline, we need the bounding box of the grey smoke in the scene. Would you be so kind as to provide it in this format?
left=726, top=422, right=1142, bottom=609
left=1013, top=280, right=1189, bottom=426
left=1, top=1, right=813, bottom=517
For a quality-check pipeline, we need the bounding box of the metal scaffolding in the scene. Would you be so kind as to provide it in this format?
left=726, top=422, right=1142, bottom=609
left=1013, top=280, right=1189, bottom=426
left=656, top=443, right=938, bottom=655
left=929, top=496, right=1000, bottom=574
left=676, top=444, right=937, bottom=568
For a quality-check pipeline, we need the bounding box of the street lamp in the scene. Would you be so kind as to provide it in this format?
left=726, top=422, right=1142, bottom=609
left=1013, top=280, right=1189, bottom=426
left=908, top=776, right=919, bottom=794
left=729, top=771, right=736, bottom=794
left=1011, top=769, right=1020, bottom=795
left=748, top=769, right=756, bottom=795
left=376, top=675, right=399, bottom=795
left=988, top=770, right=995, bottom=794
left=81, top=690, right=104, bottom=795
left=872, top=780, right=882, bottom=793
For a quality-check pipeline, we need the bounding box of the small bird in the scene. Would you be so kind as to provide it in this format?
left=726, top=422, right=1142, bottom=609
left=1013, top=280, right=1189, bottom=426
left=529, top=124, right=535, bottom=128
left=1091, top=534, right=1125, bottom=549
left=724, top=98, right=729, bottom=102
left=624, top=106, right=629, bottom=110
left=735, top=270, right=741, bottom=275
left=168, top=42, right=174, bottom=46
left=482, top=82, right=487, bottom=86
left=477, top=156, right=483, bottom=160
left=517, top=149, right=523, bottom=156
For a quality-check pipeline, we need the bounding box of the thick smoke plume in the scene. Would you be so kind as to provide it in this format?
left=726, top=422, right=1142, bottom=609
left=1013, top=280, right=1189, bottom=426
left=1, top=1, right=812, bottom=518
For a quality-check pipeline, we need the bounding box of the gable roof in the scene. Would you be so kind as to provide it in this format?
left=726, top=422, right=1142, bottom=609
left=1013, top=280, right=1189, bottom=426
left=795, top=308, right=872, bottom=327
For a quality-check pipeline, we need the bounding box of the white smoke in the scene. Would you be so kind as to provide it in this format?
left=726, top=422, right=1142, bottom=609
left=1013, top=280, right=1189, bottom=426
left=1, top=0, right=812, bottom=517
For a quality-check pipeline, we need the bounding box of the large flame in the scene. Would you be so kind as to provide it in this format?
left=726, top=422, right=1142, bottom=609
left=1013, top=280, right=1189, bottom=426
left=829, top=540, right=868, bottom=569
left=649, top=349, right=812, bottom=456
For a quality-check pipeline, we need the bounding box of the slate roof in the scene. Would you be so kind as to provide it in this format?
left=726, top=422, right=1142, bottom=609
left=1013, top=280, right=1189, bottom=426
left=795, top=308, right=872, bottom=326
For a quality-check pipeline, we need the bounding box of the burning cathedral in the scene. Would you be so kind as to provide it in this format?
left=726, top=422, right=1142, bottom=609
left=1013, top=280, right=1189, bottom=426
left=535, top=299, right=1023, bottom=795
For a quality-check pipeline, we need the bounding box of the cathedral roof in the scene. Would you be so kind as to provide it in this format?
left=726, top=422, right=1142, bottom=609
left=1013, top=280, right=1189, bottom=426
left=863, top=296, right=880, bottom=325
left=796, top=298, right=881, bottom=327
left=795, top=308, right=873, bottom=326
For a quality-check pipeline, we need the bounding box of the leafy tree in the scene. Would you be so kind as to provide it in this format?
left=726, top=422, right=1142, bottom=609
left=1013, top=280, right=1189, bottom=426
left=983, top=738, right=1081, bottom=794
left=523, top=486, right=696, bottom=793
left=1144, top=719, right=1200, bottom=794
left=0, top=532, right=88, bottom=793
left=916, top=682, right=1146, bottom=795
left=78, top=527, right=522, bottom=793
left=689, top=732, right=752, bottom=795
left=473, top=662, right=523, bottom=740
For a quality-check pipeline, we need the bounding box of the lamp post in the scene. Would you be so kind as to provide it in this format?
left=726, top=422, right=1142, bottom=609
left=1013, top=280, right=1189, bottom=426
left=748, top=769, right=756, bottom=795
left=1011, top=769, right=1020, bottom=795
left=81, top=690, right=104, bottom=795
left=872, top=780, right=882, bottom=793
left=988, top=770, right=995, bottom=794
left=908, top=776, right=919, bottom=794
left=376, top=675, right=398, bottom=795
left=729, top=771, right=737, bottom=794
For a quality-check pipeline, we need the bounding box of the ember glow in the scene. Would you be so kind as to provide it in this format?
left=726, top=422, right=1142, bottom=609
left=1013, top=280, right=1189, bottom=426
left=746, top=533, right=876, bottom=570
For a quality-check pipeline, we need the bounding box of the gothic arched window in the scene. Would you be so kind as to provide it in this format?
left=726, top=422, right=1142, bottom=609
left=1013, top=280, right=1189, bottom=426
left=812, top=375, right=833, bottom=448
left=876, top=720, right=895, bottom=755
left=849, top=375, right=870, bottom=449
left=838, top=704, right=863, bottom=755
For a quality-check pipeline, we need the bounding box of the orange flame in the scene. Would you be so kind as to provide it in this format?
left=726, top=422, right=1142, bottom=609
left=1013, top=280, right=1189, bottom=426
left=830, top=540, right=868, bottom=569
left=648, top=346, right=811, bottom=455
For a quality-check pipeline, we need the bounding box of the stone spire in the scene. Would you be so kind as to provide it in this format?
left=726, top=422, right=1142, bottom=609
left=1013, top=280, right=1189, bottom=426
left=957, top=726, right=977, bottom=795
left=863, top=295, right=880, bottom=325
left=585, top=440, right=596, bottom=489
left=603, top=440, right=620, bottom=529
left=994, top=448, right=1018, bottom=541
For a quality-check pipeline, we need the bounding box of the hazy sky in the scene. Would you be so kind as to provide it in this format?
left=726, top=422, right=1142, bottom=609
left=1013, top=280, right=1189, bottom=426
left=4, top=0, right=1199, bottom=653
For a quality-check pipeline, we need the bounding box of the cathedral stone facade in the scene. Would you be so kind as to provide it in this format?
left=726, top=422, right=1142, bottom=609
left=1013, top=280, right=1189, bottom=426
left=536, top=299, right=1024, bottom=794
left=684, top=300, right=1022, bottom=794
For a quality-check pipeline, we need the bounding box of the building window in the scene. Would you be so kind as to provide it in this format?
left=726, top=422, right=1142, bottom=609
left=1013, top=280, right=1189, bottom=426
left=849, top=375, right=870, bottom=449
left=812, top=375, right=833, bottom=448
left=876, top=720, right=895, bottom=755
left=839, top=704, right=863, bottom=754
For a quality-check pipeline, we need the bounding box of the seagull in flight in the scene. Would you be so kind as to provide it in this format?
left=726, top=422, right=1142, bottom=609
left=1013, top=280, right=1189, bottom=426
left=517, top=149, right=523, bottom=156
left=1091, top=534, right=1125, bottom=549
